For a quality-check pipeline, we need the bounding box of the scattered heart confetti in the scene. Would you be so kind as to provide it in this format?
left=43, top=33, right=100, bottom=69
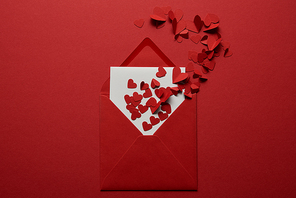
left=127, top=79, right=137, bottom=89
left=134, top=19, right=145, bottom=28
left=131, top=7, right=233, bottom=121
left=131, top=109, right=141, bottom=120
left=156, top=66, right=167, bottom=78
left=142, top=121, right=152, bottom=131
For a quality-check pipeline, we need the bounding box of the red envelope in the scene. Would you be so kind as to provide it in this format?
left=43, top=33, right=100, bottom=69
left=100, top=38, right=197, bottom=190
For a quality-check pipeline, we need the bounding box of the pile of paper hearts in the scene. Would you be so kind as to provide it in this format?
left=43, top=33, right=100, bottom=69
left=124, top=66, right=206, bottom=131
left=134, top=6, right=232, bottom=78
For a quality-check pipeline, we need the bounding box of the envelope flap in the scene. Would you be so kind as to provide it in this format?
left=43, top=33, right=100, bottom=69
left=101, top=136, right=197, bottom=190
left=121, top=38, right=175, bottom=67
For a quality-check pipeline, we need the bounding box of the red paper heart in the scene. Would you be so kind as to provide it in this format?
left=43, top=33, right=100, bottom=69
left=158, top=111, right=168, bottom=121
left=173, top=73, right=189, bottom=84
left=170, top=87, right=180, bottom=95
left=174, top=9, right=183, bottom=22
left=146, top=97, right=157, bottom=107
left=155, top=87, right=164, bottom=98
left=150, top=101, right=161, bottom=114
left=208, top=13, right=219, bottom=24
left=186, top=62, right=194, bottom=72
left=168, top=10, right=175, bottom=21
left=173, top=66, right=181, bottom=83
left=150, top=116, right=160, bottom=125
left=126, top=104, right=135, bottom=113
left=156, top=66, right=167, bottom=77
left=193, top=15, right=202, bottom=32
left=191, top=83, right=199, bottom=93
left=179, top=29, right=189, bottom=39
left=203, top=60, right=216, bottom=71
left=203, top=23, right=219, bottom=32
left=200, top=75, right=208, bottom=81
left=134, top=19, right=144, bottom=28
left=193, top=69, right=202, bottom=78
left=133, top=92, right=143, bottom=101
left=124, top=94, right=131, bottom=104
left=175, top=20, right=186, bottom=35
left=220, top=41, right=230, bottom=50
left=130, top=98, right=141, bottom=107
left=140, top=81, right=149, bottom=90
left=143, top=88, right=152, bottom=98
left=160, top=87, right=173, bottom=103
left=150, top=7, right=166, bottom=22
left=204, top=14, right=212, bottom=27
left=138, top=104, right=148, bottom=114
left=200, top=35, right=208, bottom=45
left=142, top=121, right=152, bottom=131
left=190, top=34, right=201, bottom=44
left=151, top=78, right=160, bottom=89
left=161, top=102, right=171, bottom=114
left=127, top=79, right=137, bottom=89
left=224, top=48, right=233, bottom=57
left=184, top=92, right=193, bottom=99
left=131, top=109, right=141, bottom=120
left=198, top=52, right=207, bottom=63
left=178, top=84, right=185, bottom=91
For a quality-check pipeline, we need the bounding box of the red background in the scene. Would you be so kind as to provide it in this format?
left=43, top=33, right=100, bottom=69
left=1, top=0, right=296, bottom=197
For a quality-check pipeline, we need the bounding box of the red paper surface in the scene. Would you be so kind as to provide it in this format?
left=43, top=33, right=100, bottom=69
left=100, top=38, right=197, bottom=190
left=1, top=0, right=296, bottom=197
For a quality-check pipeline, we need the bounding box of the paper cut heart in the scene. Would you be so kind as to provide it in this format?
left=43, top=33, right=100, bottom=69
left=143, top=88, right=152, bottom=98
left=193, top=69, right=202, bottom=78
left=173, top=73, right=188, bottom=84
left=158, top=112, right=168, bottom=121
left=198, top=52, right=207, bottom=63
left=203, top=60, right=216, bottom=71
left=128, top=79, right=137, bottom=88
left=193, top=15, right=202, bottom=32
left=124, top=94, right=131, bottom=104
left=131, top=109, right=141, bottom=120
left=173, top=66, right=181, bottom=83
left=156, top=66, right=167, bottom=78
left=134, top=19, right=145, bottom=28
left=190, top=34, right=201, bottom=44
left=204, top=23, right=219, bottom=32
left=140, top=81, right=149, bottom=90
left=130, top=98, right=141, bottom=107
left=155, top=88, right=165, bottom=98
left=151, top=78, right=160, bottom=88
left=150, top=101, right=161, bottom=114
left=170, top=87, right=180, bottom=95
left=191, top=84, right=199, bottom=93
left=173, top=19, right=186, bottom=35
left=142, top=121, right=152, bottom=131
left=150, top=7, right=166, bottom=22
left=146, top=97, right=157, bottom=107
left=186, top=62, right=194, bottom=72
left=150, top=116, right=160, bottom=125
left=174, top=9, right=183, bottom=22
left=161, top=103, right=171, bottom=114
left=133, top=92, right=143, bottom=101
left=138, top=104, right=148, bottom=114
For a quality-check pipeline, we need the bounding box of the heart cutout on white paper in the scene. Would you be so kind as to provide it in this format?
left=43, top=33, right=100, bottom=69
left=110, top=67, right=185, bottom=135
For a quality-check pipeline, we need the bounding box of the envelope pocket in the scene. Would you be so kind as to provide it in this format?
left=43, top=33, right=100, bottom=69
left=101, top=136, right=197, bottom=190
